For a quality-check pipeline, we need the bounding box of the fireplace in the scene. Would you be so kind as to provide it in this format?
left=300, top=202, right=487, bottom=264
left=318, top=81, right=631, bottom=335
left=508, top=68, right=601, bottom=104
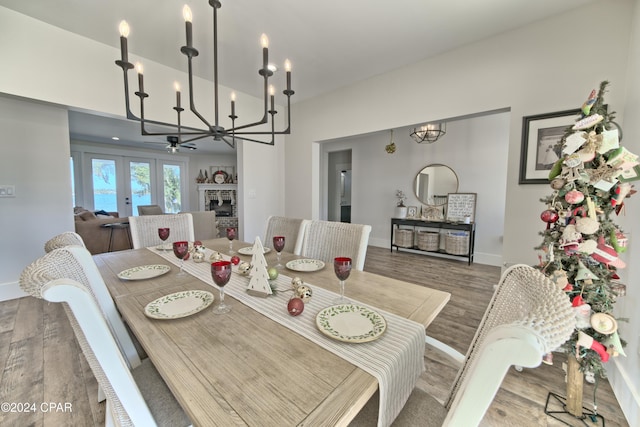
left=210, top=199, right=233, bottom=217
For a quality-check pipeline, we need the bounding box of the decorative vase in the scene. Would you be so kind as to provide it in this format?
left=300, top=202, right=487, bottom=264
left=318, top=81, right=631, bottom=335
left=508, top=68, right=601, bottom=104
left=395, top=206, right=407, bottom=218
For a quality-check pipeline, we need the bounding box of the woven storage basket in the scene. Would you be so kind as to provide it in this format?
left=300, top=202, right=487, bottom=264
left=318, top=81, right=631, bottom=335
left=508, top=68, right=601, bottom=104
left=445, top=232, right=469, bottom=255
left=394, top=229, right=414, bottom=248
left=417, top=231, right=439, bottom=251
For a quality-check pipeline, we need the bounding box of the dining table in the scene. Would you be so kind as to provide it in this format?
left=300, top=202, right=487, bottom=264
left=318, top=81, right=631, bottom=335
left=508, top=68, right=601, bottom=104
left=94, top=238, right=451, bottom=426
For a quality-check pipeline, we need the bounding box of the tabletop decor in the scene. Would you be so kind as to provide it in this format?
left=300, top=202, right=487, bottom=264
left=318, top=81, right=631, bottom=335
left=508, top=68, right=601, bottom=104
left=246, top=237, right=273, bottom=297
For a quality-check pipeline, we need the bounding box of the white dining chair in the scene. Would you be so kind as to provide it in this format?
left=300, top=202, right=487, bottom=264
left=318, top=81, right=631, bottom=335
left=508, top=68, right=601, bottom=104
left=42, top=232, right=142, bottom=370
left=296, top=219, right=372, bottom=271
left=129, top=213, right=195, bottom=249
left=185, top=210, right=219, bottom=240
left=19, top=246, right=191, bottom=427
left=350, top=264, right=576, bottom=426
left=44, top=231, right=86, bottom=253
left=263, top=215, right=305, bottom=253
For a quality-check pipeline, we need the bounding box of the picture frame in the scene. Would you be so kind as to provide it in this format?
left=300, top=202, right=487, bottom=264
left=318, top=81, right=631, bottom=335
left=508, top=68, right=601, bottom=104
left=446, top=193, right=477, bottom=223
left=407, top=206, right=418, bottom=218
left=519, top=109, right=581, bottom=184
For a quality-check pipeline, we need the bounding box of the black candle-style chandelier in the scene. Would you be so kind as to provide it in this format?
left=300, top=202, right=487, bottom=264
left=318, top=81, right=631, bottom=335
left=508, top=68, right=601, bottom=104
left=115, top=1, right=294, bottom=149
left=410, top=122, right=446, bottom=144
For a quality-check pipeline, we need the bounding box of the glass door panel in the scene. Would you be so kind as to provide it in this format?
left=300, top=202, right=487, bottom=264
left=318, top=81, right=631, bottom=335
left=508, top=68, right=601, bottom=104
left=162, top=163, right=182, bottom=213
left=128, top=160, right=153, bottom=216
left=90, top=157, right=121, bottom=212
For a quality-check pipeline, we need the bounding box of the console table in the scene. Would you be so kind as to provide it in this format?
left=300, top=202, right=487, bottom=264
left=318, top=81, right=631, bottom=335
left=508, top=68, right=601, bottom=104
left=390, top=218, right=476, bottom=264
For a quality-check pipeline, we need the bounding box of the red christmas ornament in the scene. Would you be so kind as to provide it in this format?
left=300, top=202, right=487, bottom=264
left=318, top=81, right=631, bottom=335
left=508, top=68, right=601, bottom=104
left=287, top=298, right=305, bottom=316
left=572, top=295, right=585, bottom=307
left=540, top=209, right=559, bottom=229
left=230, top=255, right=240, bottom=265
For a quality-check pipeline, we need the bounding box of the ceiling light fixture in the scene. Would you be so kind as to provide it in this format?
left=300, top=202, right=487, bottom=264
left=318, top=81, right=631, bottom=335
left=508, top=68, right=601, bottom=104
left=410, top=122, right=446, bottom=144
left=115, top=1, right=294, bottom=149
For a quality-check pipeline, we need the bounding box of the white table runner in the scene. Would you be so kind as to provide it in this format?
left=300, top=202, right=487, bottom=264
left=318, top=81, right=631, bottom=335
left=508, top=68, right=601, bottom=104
left=150, top=247, right=425, bottom=427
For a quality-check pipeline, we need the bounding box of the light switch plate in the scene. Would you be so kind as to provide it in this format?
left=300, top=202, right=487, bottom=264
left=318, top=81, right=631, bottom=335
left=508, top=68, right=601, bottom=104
left=0, top=185, right=15, bottom=197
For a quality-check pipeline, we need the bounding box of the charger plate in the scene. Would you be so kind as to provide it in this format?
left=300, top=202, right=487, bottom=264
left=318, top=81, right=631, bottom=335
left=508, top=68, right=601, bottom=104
left=286, top=259, right=325, bottom=272
left=117, top=264, right=171, bottom=281
left=316, top=304, right=386, bottom=343
left=145, top=290, right=214, bottom=320
left=237, top=246, right=271, bottom=255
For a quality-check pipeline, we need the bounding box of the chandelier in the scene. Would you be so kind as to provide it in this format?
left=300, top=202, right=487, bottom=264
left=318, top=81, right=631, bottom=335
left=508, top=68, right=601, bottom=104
left=410, top=122, right=446, bottom=144
left=115, top=1, right=294, bottom=149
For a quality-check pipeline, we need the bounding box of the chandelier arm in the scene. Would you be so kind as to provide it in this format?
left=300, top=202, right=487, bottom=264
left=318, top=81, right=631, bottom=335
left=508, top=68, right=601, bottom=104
left=186, top=55, right=214, bottom=131
left=220, top=136, right=236, bottom=149
left=232, top=134, right=275, bottom=145
left=119, top=68, right=140, bottom=121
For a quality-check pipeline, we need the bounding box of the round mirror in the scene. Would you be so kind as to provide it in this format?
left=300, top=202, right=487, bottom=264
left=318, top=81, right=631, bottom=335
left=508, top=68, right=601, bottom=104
left=413, top=164, right=458, bottom=205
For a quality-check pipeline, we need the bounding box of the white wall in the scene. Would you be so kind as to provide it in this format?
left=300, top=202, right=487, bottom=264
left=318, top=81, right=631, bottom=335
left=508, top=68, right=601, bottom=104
left=284, top=0, right=637, bottom=422
left=321, top=112, right=509, bottom=266
left=0, top=95, right=73, bottom=299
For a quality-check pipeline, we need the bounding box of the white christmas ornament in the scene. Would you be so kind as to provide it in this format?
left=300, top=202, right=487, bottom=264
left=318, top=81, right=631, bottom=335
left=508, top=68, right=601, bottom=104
left=246, top=237, right=273, bottom=298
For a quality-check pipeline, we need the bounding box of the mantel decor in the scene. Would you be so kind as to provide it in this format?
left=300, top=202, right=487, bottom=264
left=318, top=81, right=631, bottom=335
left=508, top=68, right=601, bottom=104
left=115, top=1, right=294, bottom=149
left=519, top=109, right=581, bottom=184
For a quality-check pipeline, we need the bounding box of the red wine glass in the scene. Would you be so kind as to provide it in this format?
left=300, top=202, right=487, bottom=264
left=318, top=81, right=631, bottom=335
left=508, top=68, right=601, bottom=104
left=226, top=227, right=236, bottom=254
left=172, top=241, right=189, bottom=277
left=157, top=227, right=170, bottom=250
left=333, top=257, right=352, bottom=304
left=273, top=236, right=285, bottom=268
left=211, top=261, right=232, bottom=314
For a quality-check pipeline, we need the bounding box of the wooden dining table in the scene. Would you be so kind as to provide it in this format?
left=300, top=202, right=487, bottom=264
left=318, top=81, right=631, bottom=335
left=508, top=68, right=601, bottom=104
left=94, top=238, right=450, bottom=426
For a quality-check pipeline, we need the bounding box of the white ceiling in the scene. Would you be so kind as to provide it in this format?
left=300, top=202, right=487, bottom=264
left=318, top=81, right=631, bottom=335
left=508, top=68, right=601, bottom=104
left=1, top=0, right=599, bottom=153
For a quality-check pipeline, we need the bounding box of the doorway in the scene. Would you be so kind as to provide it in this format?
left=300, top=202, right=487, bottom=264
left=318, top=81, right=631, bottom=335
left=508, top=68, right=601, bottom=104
left=327, top=150, right=352, bottom=223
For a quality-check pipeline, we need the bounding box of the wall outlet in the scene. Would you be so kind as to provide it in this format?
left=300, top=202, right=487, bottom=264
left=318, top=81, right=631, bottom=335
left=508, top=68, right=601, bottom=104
left=0, top=185, right=15, bottom=197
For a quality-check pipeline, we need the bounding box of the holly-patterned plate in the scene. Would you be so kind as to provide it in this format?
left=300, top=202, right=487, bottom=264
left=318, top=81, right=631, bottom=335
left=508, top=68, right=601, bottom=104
left=117, top=264, right=171, bottom=281
left=144, top=290, right=214, bottom=320
left=316, top=304, right=386, bottom=343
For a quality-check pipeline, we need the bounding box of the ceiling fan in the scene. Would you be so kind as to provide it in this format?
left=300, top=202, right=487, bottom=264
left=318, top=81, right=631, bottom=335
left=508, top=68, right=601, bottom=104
left=146, top=136, right=197, bottom=153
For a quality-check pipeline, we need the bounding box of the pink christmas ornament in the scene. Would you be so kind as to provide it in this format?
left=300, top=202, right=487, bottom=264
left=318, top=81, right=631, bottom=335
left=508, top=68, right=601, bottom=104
left=565, top=189, right=585, bottom=204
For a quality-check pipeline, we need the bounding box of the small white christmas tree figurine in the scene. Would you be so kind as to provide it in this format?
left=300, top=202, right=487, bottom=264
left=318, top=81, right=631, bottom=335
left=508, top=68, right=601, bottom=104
left=246, top=237, right=273, bottom=298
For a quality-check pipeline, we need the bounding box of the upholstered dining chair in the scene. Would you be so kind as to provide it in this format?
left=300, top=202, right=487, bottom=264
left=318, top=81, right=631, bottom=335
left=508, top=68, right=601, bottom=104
left=137, top=204, right=164, bottom=215
left=19, top=246, right=190, bottom=427
left=44, top=231, right=85, bottom=253
left=129, top=213, right=195, bottom=249
left=351, top=264, right=576, bottom=426
left=42, top=232, right=142, bottom=370
left=185, top=210, right=219, bottom=240
left=263, top=215, right=305, bottom=253
left=296, top=219, right=372, bottom=271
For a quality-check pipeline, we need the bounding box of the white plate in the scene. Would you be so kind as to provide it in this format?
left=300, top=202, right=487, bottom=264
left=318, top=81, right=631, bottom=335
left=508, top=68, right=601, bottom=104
left=316, top=304, right=386, bottom=343
left=286, top=259, right=325, bottom=272
left=117, top=264, right=171, bottom=281
left=237, top=246, right=272, bottom=255
left=144, top=290, right=214, bottom=320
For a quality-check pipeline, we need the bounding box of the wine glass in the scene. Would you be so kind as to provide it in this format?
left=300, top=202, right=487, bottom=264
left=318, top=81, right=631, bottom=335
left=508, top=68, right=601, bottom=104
left=211, top=261, right=232, bottom=314
left=157, top=227, right=170, bottom=250
left=273, top=236, right=285, bottom=268
left=226, top=227, right=236, bottom=254
left=172, top=241, right=189, bottom=277
left=333, top=257, right=352, bottom=304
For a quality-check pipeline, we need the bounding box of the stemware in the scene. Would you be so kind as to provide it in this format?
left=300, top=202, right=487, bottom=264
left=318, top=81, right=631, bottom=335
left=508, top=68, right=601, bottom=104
left=172, top=241, right=189, bottom=276
left=226, top=227, right=236, bottom=254
left=211, top=260, right=232, bottom=314
left=273, top=236, right=285, bottom=268
left=333, top=257, right=352, bottom=304
left=157, top=227, right=170, bottom=250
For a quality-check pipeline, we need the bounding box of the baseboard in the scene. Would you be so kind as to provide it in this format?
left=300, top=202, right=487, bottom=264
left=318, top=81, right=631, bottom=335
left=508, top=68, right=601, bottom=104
left=607, top=357, right=638, bottom=425
left=0, top=281, right=27, bottom=302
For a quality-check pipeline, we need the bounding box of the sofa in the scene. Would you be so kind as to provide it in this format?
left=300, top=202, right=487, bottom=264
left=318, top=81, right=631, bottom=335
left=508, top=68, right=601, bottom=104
left=74, top=208, right=132, bottom=254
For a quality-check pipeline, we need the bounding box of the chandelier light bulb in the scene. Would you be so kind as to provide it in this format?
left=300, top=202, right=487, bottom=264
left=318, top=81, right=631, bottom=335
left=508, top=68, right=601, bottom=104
left=183, top=5, right=193, bottom=22
left=135, top=62, right=143, bottom=74
left=230, top=92, right=236, bottom=102
left=284, top=59, right=291, bottom=72
left=174, top=81, right=180, bottom=92
left=119, top=20, right=130, bottom=37
left=260, top=33, right=269, bottom=49
left=269, top=85, right=275, bottom=96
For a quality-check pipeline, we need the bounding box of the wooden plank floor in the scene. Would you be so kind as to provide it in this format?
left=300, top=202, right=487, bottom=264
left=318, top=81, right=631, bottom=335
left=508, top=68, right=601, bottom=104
left=0, top=246, right=629, bottom=426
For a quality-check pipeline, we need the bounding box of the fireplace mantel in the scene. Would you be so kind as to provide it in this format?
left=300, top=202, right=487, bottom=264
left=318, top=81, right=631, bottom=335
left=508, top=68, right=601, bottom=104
left=197, top=184, right=237, bottom=212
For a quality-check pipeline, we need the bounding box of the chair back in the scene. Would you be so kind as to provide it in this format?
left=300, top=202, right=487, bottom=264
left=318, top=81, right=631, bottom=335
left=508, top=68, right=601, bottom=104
left=129, top=213, right=195, bottom=249
left=443, top=264, right=575, bottom=425
left=137, top=205, right=164, bottom=215
left=187, top=211, right=219, bottom=240
left=297, top=219, right=372, bottom=271
left=44, top=231, right=85, bottom=252
left=19, top=247, right=156, bottom=426
left=263, top=216, right=305, bottom=253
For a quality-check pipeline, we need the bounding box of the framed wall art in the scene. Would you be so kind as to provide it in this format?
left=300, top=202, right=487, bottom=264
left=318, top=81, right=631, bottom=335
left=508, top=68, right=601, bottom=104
left=407, top=206, right=418, bottom=218
left=519, top=109, right=581, bottom=184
